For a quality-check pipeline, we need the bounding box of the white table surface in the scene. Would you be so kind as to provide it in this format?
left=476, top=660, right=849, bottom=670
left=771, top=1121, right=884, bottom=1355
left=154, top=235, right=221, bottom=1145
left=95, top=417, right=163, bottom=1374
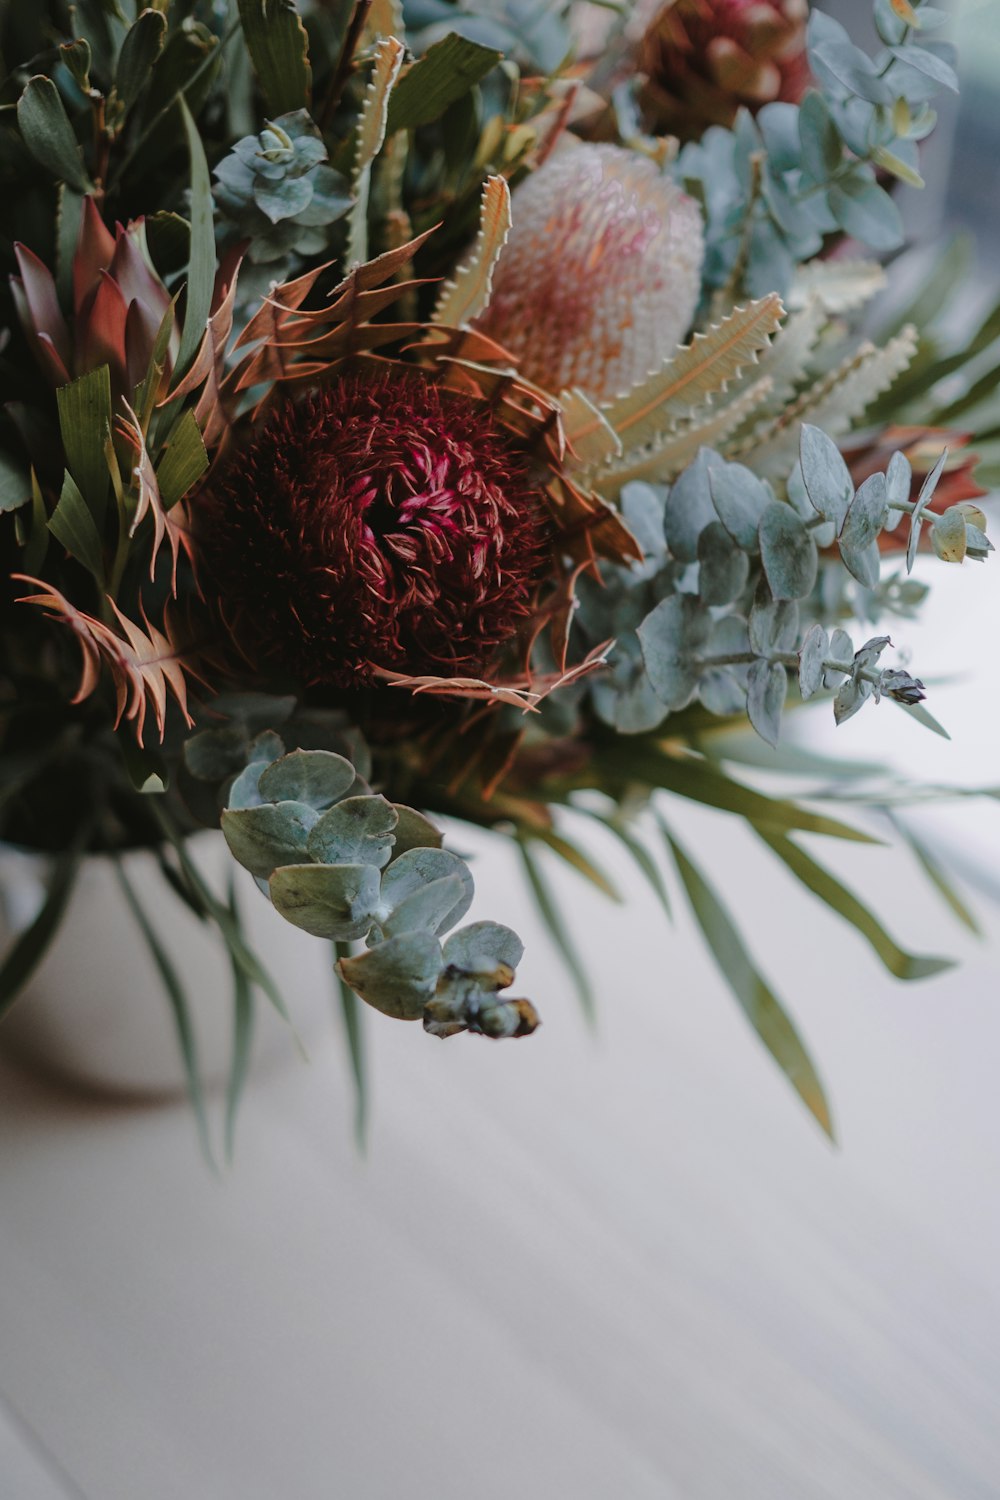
left=2, top=570, right=999, bottom=1500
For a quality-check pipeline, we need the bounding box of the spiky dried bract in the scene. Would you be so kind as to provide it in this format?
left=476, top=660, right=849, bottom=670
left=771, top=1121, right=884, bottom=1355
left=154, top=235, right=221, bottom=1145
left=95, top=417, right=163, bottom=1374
left=195, top=370, right=549, bottom=687
left=639, top=0, right=810, bottom=140
left=474, top=144, right=704, bottom=404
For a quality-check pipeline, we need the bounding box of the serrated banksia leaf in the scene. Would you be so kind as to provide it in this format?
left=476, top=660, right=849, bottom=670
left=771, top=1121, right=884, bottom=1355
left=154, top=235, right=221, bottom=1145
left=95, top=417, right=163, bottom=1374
left=639, top=0, right=811, bottom=140
left=474, top=144, right=704, bottom=404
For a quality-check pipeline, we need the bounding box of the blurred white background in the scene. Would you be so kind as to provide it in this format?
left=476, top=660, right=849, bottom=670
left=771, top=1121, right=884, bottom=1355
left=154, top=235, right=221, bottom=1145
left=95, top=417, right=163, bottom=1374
left=2, top=2, right=1000, bottom=1497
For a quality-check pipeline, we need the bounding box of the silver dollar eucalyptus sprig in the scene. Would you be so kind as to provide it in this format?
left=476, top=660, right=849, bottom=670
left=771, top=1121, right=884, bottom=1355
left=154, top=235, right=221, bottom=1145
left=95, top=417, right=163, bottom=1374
left=219, top=747, right=538, bottom=1041
left=575, top=423, right=992, bottom=748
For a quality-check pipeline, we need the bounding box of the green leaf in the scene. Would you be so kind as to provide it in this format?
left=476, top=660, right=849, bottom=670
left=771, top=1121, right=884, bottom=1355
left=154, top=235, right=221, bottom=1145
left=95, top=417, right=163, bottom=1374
left=334, top=942, right=368, bottom=1150
left=17, top=75, right=94, bottom=193
left=221, top=801, right=318, bottom=878
left=755, top=826, right=954, bottom=980
left=517, top=839, right=595, bottom=1025
left=174, top=97, right=217, bottom=383
left=746, top=659, right=787, bottom=748
left=337, top=931, right=443, bottom=1020
left=155, top=408, right=209, bottom=509
left=116, top=8, right=168, bottom=111
left=709, top=462, right=771, bottom=552
left=0, top=449, right=31, bottom=514
left=581, top=811, right=672, bottom=921
left=665, top=827, right=834, bottom=1138
left=224, top=881, right=256, bottom=1162
left=799, top=423, right=854, bottom=530
left=257, top=749, right=356, bottom=810
left=269, top=861, right=382, bottom=940
left=307, top=795, right=397, bottom=868
left=114, top=859, right=215, bottom=1167
left=380, top=848, right=475, bottom=932
left=889, top=817, right=981, bottom=937
left=759, top=503, right=818, bottom=602
left=47, top=472, right=105, bottom=584
left=156, top=805, right=297, bottom=1032
left=56, top=365, right=113, bottom=523
left=386, top=32, right=502, bottom=134
left=526, top=826, right=622, bottom=902
left=237, top=0, right=312, bottom=116
left=635, top=753, right=879, bottom=843
left=827, top=173, right=904, bottom=251
left=0, top=842, right=85, bottom=1022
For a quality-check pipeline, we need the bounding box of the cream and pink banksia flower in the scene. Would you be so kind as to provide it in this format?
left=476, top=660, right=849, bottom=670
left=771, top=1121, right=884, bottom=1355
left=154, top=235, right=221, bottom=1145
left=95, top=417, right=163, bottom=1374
left=475, top=143, right=704, bottom=404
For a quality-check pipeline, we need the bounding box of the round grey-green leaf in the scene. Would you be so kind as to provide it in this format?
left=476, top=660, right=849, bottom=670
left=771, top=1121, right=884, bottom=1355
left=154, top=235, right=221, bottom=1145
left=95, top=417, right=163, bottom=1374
left=698, top=520, right=750, bottom=605
left=798, top=623, right=829, bottom=700
left=221, top=800, right=318, bottom=878
left=269, top=861, right=382, bottom=941
left=337, top=931, right=445, bottom=1020
left=799, top=424, right=853, bottom=530
left=380, top=848, right=475, bottom=934
left=637, top=594, right=711, bottom=711
left=708, top=462, right=772, bottom=552
left=382, top=873, right=469, bottom=940
left=307, top=794, right=398, bottom=867
left=257, top=748, right=356, bottom=809
left=746, top=659, right=787, bottom=748
left=759, top=502, right=818, bottom=601
left=443, top=921, right=524, bottom=978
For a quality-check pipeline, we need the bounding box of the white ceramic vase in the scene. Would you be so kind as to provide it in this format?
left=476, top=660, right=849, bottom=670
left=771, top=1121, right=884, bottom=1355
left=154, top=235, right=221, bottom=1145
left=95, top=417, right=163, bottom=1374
left=0, top=830, right=334, bottom=1097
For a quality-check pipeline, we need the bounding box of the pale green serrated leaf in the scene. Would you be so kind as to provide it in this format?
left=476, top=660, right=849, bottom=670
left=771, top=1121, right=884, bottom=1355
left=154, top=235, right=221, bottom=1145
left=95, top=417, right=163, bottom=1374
left=347, top=36, right=405, bottom=266
left=433, top=174, right=511, bottom=328
left=600, top=295, right=784, bottom=455
left=737, top=327, right=918, bottom=479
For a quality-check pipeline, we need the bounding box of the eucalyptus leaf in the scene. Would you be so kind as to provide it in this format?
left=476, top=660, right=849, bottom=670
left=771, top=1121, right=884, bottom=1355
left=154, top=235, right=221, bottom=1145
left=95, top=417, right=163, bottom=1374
left=799, top=424, right=854, bottom=530
left=269, top=861, right=382, bottom=941
left=759, top=502, right=818, bottom=601
left=222, top=801, right=318, bottom=878
left=698, top=520, right=750, bottom=605
left=307, top=795, right=398, bottom=868
left=258, top=749, right=356, bottom=809
left=380, top=848, right=474, bottom=934
left=798, top=623, right=828, bottom=700
left=337, top=931, right=444, bottom=1020
left=709, top=462, right=772, bottom=551
left=746, top=659, right=787, bottom=748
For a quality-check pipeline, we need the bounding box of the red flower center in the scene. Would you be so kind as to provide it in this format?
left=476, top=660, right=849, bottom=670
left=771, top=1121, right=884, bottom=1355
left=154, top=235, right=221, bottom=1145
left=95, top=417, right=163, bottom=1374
left=196, top=370, right=548, bottom=686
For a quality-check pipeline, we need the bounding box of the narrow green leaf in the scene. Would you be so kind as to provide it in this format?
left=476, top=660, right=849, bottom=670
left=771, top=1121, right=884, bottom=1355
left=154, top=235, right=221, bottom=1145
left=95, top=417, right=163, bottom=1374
left=56, top=365, right=113, bottom=522
left=0, top=842, right=85, bottom=1021
left=581, top=810, right=672, bottom=921
left=664, top=827, right=834, bottom=1138
left=116, top=8, right=168, bottom=110
left=334, top=941, right=368, bottom=1151
left=237, top=0, right=312, bottom=116
left=224, top=881, right=256, bottom=1162
left=517, top=840, right=595, bottom=1026
left=888, top=816, right=981, bottom=938
left=386, top=32, right=502, bottom=134
left=48, top=472, right=105, bottom=584
left=17, top=75, right=94, bottom=193
left=156, top=409, right=209, bottom=508
left=174, top=97, right=217, bottom=383
left=155, top=803, right=298, bottom=1036
left=528, top=826, right=622, bottom=902
left=626, top=751, right=880, bottom=843
left=756, top=826, right=954, bottom=979
left=114, top=859, right=215, bottom=1167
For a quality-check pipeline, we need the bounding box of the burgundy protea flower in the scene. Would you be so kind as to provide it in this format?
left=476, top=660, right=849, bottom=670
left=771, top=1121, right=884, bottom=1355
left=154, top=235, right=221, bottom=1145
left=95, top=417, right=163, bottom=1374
left=638, top=0, right=811, bottom=141
left=10, top=196, right=175, bottom=404
left=195, top=369, right=549, bottom=686
left=474, top=144, right=703, bottom=403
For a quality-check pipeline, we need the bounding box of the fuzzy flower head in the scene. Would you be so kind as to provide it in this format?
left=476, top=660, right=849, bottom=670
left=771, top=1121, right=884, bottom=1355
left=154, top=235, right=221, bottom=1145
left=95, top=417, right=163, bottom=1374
left=196, top=369, right=549, bottom=687
left=639, top=0, right=811, bottom=140
left=474, top=144, right=704, bottom=404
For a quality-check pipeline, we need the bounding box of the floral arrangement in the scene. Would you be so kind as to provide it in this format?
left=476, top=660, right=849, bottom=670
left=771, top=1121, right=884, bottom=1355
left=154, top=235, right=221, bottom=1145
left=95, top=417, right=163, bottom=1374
left=0, top=0, right=995, bottom=1149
